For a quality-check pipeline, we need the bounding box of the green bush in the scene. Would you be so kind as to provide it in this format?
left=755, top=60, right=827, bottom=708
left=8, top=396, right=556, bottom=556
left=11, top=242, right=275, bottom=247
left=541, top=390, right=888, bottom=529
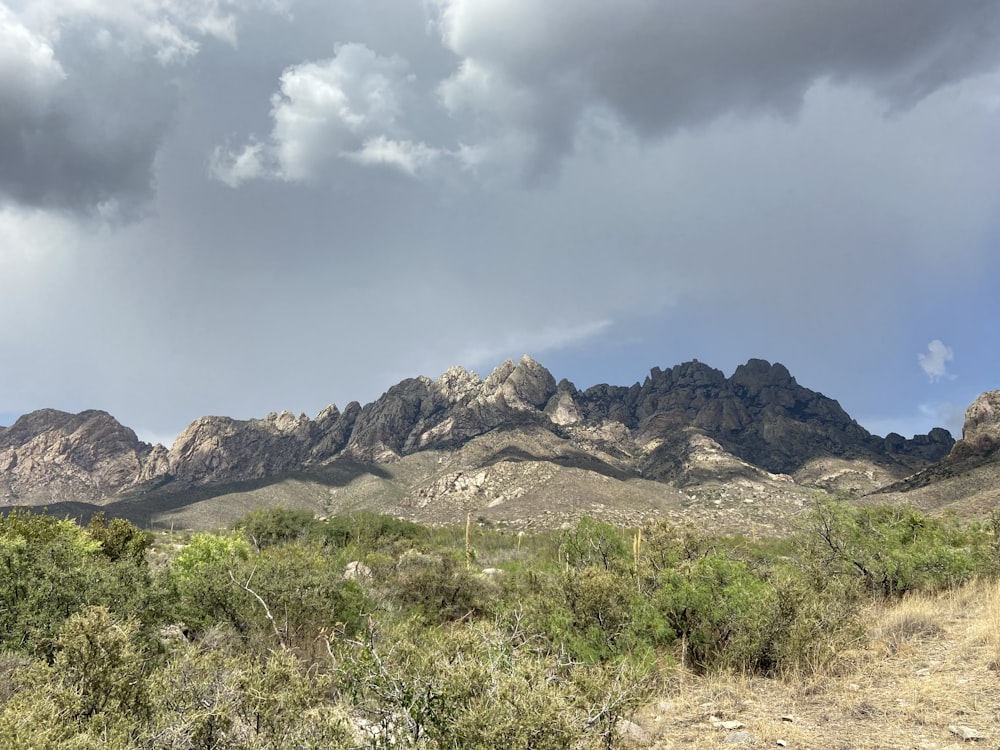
left=559, top=517, right=629, bottom=571
left=334, top=619, right=652, bottom=750
left=169, top=535, right=367, bottom=656
left=803, top=499, right=980, bottom=598
left=86, top=513, right=153, bottom=565
left=322, top=511, right=428, bottom=551
left=232, top=507, right=318, bottom=550
left=386, top=549, right=491, bottom=624
left=653, top=553, right=779, bottom=673
left=0, top=511, right=156, bottom=658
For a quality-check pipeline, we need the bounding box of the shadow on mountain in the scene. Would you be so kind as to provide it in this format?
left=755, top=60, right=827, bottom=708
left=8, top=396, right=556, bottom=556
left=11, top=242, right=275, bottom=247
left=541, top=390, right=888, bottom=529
left=5, top=459, right=392, bottom=528
left=481, top=445, right=636, bottom=481
left=872, top=444, right=1000, bottom=496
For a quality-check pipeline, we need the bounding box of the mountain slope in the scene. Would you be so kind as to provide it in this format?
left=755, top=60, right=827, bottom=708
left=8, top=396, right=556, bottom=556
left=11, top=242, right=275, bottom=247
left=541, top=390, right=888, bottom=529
left=870, top=390, right=1000, bottom=518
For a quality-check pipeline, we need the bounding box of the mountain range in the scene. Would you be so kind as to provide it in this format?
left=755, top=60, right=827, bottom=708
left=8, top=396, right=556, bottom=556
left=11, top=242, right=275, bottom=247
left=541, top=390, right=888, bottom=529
left=1, top=356, right=991, bottom=533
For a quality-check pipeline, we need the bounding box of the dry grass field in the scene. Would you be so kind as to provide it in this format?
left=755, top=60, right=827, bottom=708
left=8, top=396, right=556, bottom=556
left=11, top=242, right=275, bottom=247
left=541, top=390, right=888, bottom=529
left=632, top=579, right=1000, bottom=749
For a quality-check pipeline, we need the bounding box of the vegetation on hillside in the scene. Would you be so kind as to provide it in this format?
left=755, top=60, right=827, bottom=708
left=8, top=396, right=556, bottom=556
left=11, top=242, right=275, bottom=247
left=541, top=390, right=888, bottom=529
left=0, top=499, right=995, bottom=748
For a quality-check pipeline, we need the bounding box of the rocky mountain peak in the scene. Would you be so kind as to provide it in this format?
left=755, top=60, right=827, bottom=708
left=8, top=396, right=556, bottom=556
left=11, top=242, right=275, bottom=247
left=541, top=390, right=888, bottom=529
left=434, top=366, right=482, bottom=402
left=729, top=359, right=796, bottom=393
left=947, top=391, right=1000, bottom=461
left=648, top=360, right=727, bottom=388
left=0, top=409, right=160, bottom=504
left=963, top=392, right=1000, bottom=445
left=496, top=355, right=557, bottom=410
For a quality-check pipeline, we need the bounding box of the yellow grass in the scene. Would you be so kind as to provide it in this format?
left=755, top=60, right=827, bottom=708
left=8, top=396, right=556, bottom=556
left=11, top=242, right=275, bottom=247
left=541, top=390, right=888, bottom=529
left=632, top=579, right=1000, bottom=749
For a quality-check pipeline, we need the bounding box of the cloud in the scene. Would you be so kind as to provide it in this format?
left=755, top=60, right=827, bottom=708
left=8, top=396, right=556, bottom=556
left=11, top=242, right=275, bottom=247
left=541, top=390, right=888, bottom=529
left=0, top=205, right=78, bottom=287
left=211, top=43, right=442, bottom=184
left=454, top=319, right=614, bottom=371
left=0, top=0, right=282, bottom=215
left=919, top=339, right=955, bottom=382
left=0, top=4, right=65, bottom=114
left=23, top=0, right=261, bottom=62
left=860, top=400, right=965, bottom=438
left=429, top=0, right=1000, bottom=177
left=211, top=2, right=1000, bottom=186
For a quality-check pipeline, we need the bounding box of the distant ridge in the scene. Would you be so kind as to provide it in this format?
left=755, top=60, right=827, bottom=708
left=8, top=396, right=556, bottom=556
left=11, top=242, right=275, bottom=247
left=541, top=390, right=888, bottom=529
left=0, top=356, right=956, bottom=530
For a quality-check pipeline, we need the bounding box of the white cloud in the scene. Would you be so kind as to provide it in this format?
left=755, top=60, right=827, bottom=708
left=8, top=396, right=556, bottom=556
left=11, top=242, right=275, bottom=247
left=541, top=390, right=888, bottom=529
left=272, top=46, right=406, bottom=177
left=21, top=0, right=261, bottom=65
left=212, top=43, right=442, bottom=183
left=455, top=319, right=613, bottom=371
left=0, top=4, right=65, bottom=116
left=918, top=339, right=955, bottom=382
left=209, top=139, right=268, bottom=187
left=346, top=136, right=441, bottom=175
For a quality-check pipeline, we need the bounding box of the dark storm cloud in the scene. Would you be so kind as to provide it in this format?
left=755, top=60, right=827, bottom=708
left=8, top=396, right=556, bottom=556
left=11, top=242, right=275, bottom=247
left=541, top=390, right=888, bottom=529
left=0, top=0, right=289, bottom=216
left=1, top=0, right=998, bottom=445
left=431, top=0, right=1000, bottom=175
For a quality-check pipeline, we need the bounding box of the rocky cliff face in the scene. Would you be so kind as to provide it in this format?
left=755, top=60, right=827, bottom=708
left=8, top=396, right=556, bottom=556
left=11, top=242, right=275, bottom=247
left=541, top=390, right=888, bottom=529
left=0, top=410, right=167, bottom=504
left=868, top=390, right=1000, bottom=515
left=345, top=356, right=557, bottom=461
left=949, top=391, right=1000, bottom=461
left=569, top=359, right=949, bottom=475
left=0, top=356, right=957, bottom=509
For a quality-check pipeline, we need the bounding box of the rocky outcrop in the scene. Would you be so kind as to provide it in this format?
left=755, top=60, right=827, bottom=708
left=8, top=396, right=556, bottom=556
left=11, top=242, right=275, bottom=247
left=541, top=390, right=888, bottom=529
left=167, top=411, right=316, bottom=484
left=951, top=391, right=1000, bottom=459
left=869, top=391, right=1000, bottom=506
left=573, top=359, right=952, bottom=475
left=0, top=410, right=163, bottom=503
left=345, top=356, right=558, bottom=461
left=883, top=428, right=955, bottom=464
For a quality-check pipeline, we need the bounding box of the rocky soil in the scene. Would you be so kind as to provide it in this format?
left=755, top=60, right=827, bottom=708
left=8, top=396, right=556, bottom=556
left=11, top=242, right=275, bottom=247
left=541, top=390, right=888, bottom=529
left=628, top=579, right=1000, bottom=749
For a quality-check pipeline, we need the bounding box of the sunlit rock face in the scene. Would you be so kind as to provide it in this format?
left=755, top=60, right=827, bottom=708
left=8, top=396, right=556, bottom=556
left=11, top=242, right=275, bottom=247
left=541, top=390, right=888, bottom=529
left=0, top=357, right=957, bottom=507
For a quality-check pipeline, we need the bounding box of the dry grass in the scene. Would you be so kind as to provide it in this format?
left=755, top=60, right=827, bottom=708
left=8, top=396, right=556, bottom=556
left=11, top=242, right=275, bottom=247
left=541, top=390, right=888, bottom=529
left=632, top=579, right=1000, bottom=749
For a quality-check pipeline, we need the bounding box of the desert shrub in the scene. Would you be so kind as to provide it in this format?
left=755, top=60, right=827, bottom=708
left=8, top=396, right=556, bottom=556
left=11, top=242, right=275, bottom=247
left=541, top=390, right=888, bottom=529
left=560, top=516, right=630, bottom=571
left=321, top=511, right=428, bottom=552
left=141, top=645, right=350, bottom=749
left=86, top=513, right=153, bottom=565
left=637, top=520, right=712, bottom=588
left=0, top=511, right=156, bottom=658
left=232, top=507, right=318, bottom=550
left=803, top=500, right=980, bottom=598
left=170, top=531, right=252, bottom=578
left=0, top=607, right=152, bottom=749
left=53, top=606, right=151, bottom=726
left=335, top=618, right=653, bottom=750
left=563, top=566, right=638, bottom=652
left=234, top=542, right=367, bottom=654
left=169, top=535, right=367, bottom=656
left=386, top=549, right=491, bottom=624
left=489, top=560, right=664, bottom=664
left=652, top=553, right=779, bottom=673
left=763, top=564, right=865, bottom=674
left=165, top=532, right=256, bottom=634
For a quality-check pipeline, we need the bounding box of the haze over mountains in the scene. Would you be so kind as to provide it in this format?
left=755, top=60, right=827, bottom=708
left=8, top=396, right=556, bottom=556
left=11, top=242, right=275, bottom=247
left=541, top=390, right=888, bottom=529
left=1, top=356, right=990, bottom=532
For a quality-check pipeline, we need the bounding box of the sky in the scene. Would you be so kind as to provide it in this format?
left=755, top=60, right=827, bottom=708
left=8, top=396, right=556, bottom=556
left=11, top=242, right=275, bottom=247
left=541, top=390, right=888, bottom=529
left=1, top=0, right=999, bottom=448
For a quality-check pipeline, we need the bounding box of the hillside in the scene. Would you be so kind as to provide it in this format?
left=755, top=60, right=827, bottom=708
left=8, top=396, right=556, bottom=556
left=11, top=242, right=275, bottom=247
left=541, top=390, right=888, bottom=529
left=868, top=390, right=1000, bottom=519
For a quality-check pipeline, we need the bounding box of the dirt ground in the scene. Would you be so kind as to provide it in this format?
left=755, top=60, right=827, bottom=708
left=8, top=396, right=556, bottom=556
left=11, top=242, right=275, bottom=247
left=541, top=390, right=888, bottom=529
left=632, top=580, right=1000, bottom=749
